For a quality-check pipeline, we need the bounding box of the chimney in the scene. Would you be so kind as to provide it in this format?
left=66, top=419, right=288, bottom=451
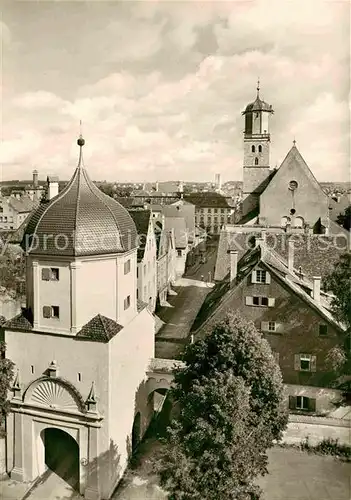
left=228, top=249, right=238, bottom=283
left=47, top=176, right=59, bottom=200
left=33, top=169, right=38, bottom=188
left=288, top=240, right=294, bottom=273
left=155, top=181, right=159, bottom=192
left=312, top=276, right=321, bottom=303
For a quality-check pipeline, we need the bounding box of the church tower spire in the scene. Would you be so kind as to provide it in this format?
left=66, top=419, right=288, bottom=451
left=241, top=82, right=274, bottom=217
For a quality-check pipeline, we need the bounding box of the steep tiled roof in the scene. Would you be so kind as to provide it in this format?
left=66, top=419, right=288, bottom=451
left=76, top=314, right=123, bottom=342
left=137, top=299, right=148, bottom=313
left=7, top=195, right=38, bottom=214
left=21, top=139, right=137, bottom=257
left=128, top=210, right=151, bottom=261
left=215, top=229, right=349, bottom=282
left=3, top=310, right=33, bottom=330
left=193, top=243, right=345, bottom=334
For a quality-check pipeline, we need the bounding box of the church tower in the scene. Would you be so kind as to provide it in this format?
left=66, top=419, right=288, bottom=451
left=242, top=82, right=274, bottom=217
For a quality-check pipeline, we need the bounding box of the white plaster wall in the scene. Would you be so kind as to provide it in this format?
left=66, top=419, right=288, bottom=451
left=37, top=259, right=71, bottom=333
left=105, top=308, right=155, bottom=498
left=76, top=257, right=117, bottom=329
left=115, top=251, right=138, bottom=325
left=4, top=329, right=109, bottom=415
left=138, top=223, right=157, bottom=311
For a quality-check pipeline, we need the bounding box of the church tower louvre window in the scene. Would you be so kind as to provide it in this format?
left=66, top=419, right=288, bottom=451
left=242, top=80, right=274, bottom=217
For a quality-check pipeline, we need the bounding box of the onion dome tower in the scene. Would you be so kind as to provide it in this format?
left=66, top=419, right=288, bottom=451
left=22, top=135, right=137, bottom=257
left=241, top=81, right=274, bottom=217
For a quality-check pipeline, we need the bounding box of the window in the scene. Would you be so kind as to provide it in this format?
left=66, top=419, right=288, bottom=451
left=294, top=354, right=316, bottom=372
left=255, top=270, right=267, bottom=283
left=31, top=365, right=35, bottom=374
left=136, top=289, right=139, bottom=299
left=268, top=321, right=276, bottom=332
left=77, top=373, right=82, bottom=382
left=221, top=209, right=225, bottom=214
left=214, top=208, right=218, bottom=214
left=246, top=296, right=275, bottom=307
left=289, top=395, right=316, bottom=412
left=251, top=145, right=255, bottom=153
left=136, top=266, right=139, bottom=278
left=177, top=249, right=182, bottom=257
left=214, top=216, right=218, bottom=223
left=296, top=396, right=309, bottom=410
left=42, top=268, right=59, bottom=281
left=124, top=259, right=131, bottom=275
left=254, top=157, right=259, bottom=165
left=258, top=145, right=262, bottom=153
left=319, top=324, right=328, bottom=336
left=124, top=295, right=131, bottom=310
left=52, top=306, right=60, bottom=318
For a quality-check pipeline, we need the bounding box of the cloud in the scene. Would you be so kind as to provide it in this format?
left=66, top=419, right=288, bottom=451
left=1, top=0, right=350, bottom=182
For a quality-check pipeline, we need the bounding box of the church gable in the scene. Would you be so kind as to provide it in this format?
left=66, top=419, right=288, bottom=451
left=259, top=145, right=328, bottom=228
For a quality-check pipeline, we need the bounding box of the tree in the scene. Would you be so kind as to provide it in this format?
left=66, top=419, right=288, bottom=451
left=323, top=253, right=351, bottom=348
left=155, top=313, right=288, bottom=500
left=323, top=253, right=351, bottom=387
left=0, top=338, right=15, bottom=437
left=336, top=205, right=351, bottom=231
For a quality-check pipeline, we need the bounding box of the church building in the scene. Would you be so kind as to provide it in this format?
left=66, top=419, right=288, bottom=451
left=241, top=83, right=329, bottom=231
left=2, top=136, right=155, bottom=499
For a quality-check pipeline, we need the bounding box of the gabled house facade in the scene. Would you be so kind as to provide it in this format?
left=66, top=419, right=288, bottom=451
left=192, top=238, right=346, bottom=414
left=128, top=210, right=157, bottom=312
left=155, top=223, right=176, bottom=305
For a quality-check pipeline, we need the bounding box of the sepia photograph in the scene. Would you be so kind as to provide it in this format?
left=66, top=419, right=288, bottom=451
left=0, top=1, right=350, bottom=499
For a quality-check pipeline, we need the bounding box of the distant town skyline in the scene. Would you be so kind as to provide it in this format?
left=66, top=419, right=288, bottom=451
left=1, top=0, right=350, bottom=183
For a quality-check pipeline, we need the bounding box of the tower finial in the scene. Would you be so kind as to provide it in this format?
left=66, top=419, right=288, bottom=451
left=77, top=121, right=85, bottom=167
left=257, top=77, right=260, bottom=97
left=293, top=137, right=296, bottom=146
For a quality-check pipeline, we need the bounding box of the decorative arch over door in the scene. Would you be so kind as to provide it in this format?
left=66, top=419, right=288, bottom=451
left=23, top=376, right=86, bottom=413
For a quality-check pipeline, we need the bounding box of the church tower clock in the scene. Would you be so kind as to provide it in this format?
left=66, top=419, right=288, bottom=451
left=242, top=82, right=274, bottom=217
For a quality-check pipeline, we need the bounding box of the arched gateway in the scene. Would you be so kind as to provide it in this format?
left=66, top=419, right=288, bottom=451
left=42, top=427, right=79, bottom=489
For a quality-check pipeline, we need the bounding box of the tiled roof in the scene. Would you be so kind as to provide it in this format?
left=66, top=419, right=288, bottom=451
left=184, top=193, right=231, bottom=208
left=76, top=314, right=123, bottom=342
left=193, top=242, right=345, bottom=334
left=3, top=310, right=33, bottom=330
left=21, top=143, right=138, bottom=257
left=7, top=195, right=38, bottom=214
left=215, top=229, right=349, bottom=282
left=243, top=95, right=273, bottom=113
left=128, top=210, right=151, bottom=261
left=164, top=216, right=187, bottom=249
left=137, top=299, right=148, bottom=313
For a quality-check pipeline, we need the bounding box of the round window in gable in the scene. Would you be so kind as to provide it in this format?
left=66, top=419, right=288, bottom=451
left=289, top=180, right=298, bottom=191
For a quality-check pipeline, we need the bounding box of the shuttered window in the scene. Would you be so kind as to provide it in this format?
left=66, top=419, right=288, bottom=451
left=289, top=395, right=316, bottom=412
left=42, top=306, right=51, bottom=318
left=42, top=305, right=60, bottom=319
left=294, top=354, right=317, bottom=372
left=246, top=296, right=275, bottom=307
left=42, top=268, right=50, bottom=281
left=251, top=269, right=271, bottom=284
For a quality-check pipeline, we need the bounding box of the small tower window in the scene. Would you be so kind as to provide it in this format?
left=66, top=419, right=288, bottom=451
left=251, top=145, right=255, bottom=153
left=31, top=365, right=35, bottom=374
left=258, top=145, right=262, bottom=153
left=254, top=157, right=259, bottom=165
left=78, top=372, right=82, bottom=382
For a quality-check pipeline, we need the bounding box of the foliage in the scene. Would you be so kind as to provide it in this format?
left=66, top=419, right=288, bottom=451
left=323, top=253, right=351, bottom=349
left=0, top=247, right=26, bottom=299
left=300, top=436, right=351, bottom=460
left=336, top=205, right=351, bottom=231
left=97, top=183, right=132, bottom=198
left=155, top=313, right=288, bottom=500
left=0, top=342, right=15, bottom=437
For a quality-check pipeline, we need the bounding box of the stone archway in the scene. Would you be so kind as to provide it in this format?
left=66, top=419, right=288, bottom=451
left=41, top=427, right=79, bottom=490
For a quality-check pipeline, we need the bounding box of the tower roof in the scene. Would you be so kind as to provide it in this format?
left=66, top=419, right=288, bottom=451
left=242, top=81, right=274, bottom=114
left=22, top=136, right=137, bottom=257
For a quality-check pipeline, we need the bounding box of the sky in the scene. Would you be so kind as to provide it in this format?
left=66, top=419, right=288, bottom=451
left=1, top=0, right=350, bottom=183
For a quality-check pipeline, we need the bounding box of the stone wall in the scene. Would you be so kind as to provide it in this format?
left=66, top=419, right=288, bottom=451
left=282, top=415, right=350, bottom=446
